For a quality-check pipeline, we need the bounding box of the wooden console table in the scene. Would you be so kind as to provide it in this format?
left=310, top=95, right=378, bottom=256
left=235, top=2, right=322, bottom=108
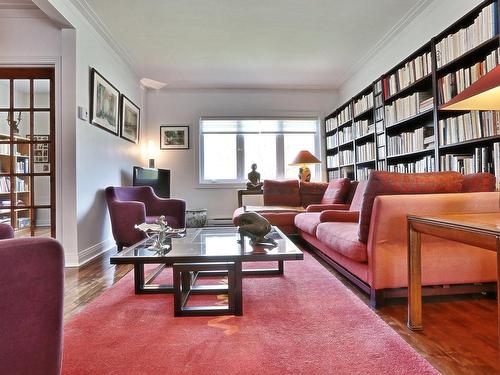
left=237, top=189, right=263, bottom=207
left=407, top=212, right=500, bottom=341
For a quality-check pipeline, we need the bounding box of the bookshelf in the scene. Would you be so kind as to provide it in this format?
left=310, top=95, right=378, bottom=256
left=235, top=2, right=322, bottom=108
left=324, top=0, right=499, bottom=186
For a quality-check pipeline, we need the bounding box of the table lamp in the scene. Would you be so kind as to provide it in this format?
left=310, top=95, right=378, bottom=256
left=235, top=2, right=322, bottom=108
left=289, top=150, right=321, bottom=182
left=440, top=65, right=500, bottom=111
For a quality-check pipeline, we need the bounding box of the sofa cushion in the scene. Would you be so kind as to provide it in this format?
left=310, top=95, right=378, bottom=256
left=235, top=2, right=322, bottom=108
left=461, top=173, right=496, bottom=192
left=299, top=182, right=328, bottom=207
left=319, top=210, right=360, bottom=223
left=345, top=181, right=359, bottom=204
left=263, top=180, right=300, bottom=207
left=320, top=178, right=351, bottom=204
left=316, top=222, right=368, bottom=262
left=294, top=212, right=321, bottom=235
left=358, top=171, right=463, bottom=243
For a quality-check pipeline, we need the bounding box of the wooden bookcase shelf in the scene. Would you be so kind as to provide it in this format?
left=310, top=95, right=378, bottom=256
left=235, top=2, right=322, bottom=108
left=324, top=0, right=500, bottom=182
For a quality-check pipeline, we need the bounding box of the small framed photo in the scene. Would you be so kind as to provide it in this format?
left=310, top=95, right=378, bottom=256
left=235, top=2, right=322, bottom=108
left=120, top=95, right=140, bottom=143
left=89, top=68, right=120, bottom=135
left=160, top=126, right=189, bottom=150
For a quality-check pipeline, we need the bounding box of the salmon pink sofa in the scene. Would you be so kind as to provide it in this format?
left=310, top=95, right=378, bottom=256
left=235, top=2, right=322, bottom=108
left=295, top=171, right=498, bottom=306
left=233, top=178, right=357, bottom=234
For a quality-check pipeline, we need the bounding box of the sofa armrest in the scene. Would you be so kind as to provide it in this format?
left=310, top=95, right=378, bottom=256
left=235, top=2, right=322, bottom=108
left=319, top=210, right=359, bottom=222
left=367, top=192, right=500, bottom=289
left=306, top=203, right=350, bottom=212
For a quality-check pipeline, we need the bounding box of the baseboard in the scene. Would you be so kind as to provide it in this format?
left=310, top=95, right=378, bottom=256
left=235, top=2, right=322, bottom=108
left=207, top=217, right=233, bottom=226
left=76, top=238, right=115, bottom=267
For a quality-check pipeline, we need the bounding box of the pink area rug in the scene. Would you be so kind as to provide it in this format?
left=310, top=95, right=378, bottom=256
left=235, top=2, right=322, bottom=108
left=62, top=252, right=438, bottom=374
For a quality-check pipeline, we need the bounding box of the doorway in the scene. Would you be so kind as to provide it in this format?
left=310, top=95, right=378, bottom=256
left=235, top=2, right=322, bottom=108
left=0, top=67, right=55, bottom=237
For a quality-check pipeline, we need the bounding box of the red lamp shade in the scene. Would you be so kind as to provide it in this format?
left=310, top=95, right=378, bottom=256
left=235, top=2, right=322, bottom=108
left=289, top=150, right=321, bottom=165
left=440, top=65, right=500, bottom=111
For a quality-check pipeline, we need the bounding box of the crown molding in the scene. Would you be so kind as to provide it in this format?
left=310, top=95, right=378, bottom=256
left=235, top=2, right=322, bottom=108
left=337, top=0, right=434, bottom=88
left=67, top=0, right=138, bottom=79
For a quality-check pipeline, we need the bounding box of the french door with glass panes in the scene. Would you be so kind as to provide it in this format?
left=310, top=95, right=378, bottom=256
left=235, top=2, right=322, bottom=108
left=0, top=68, right=55, bottom=237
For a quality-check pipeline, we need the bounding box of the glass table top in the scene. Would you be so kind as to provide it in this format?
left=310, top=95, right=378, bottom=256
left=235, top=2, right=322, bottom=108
left=110, top=226, right=303, bottom=264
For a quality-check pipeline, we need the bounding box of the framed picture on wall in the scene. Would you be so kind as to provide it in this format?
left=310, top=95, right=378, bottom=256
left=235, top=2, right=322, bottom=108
left=120, top=95, right=140, bottom=143
left=89, top=68, right=120, bottom=136
left=160, top=126, right=189, bottom=150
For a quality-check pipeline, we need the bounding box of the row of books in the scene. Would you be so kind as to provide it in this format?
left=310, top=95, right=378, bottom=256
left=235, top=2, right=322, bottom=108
left=438, top=111, right=500, bottom=146
left=327, top=170, right=340, bottom=181
left=339, top=149, right=354, bottom=166
left=377, top=145, right=386, bottom=159
left=16, top=159, right=29, bottom=173
left=355, top=142, right=376, bottom=163
left=387, top=125, right=434, bottom=156
left=375, top=107, right=384, bottom=122
left=374, top=80, right=383, bottom=95
left=326, top=154, right=339, bottom=169
left=385, top=91, right=433, bottom=127
left=353, top=93, right=373, bottom=117
left=387, top=155, right=436, bottom=173
left=338, top=127, right=353, bottom=145
left=356, top=167, right=374, bottom=181
left=375, top=93, right=383, bottom=108
left=0, top=144, right=9, bottom=155
left=326, top=106, right=352, bottom=132
left=495, top=142, right=500, bottom=189
left=440, top=146, right=494, bottom=175
left=437, top=49, right=498, bottom=104
left=326, top=135, right=337, bottom=150
left=384, top=51, right=432, bottom=98
left=436, top=2, right=497, bottom=68
left=353, top=120, right=374, bottom=138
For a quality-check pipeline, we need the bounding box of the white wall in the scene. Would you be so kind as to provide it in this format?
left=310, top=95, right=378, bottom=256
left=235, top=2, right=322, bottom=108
left=43, top=0, right=143, bottom=265
left=338, top=0, right=484, bottom=102
left=1, top=4, right=143, bottom=265
left=145, top=88, right=337, bottom=219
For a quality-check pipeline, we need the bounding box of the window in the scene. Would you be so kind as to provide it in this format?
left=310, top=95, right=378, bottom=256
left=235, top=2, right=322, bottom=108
left=200, top=118, right=320, bottom=184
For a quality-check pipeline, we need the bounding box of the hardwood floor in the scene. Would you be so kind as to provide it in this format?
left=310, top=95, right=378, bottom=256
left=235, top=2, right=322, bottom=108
left=64, top=244, right=499, bottom=375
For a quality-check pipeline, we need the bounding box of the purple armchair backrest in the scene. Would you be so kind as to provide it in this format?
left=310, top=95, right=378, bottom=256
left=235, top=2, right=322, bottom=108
left=0, top=237, right=64, bottom=375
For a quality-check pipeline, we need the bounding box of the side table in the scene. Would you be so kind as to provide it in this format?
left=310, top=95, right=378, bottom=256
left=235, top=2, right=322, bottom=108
left=237, top=189, right=263, bottom=208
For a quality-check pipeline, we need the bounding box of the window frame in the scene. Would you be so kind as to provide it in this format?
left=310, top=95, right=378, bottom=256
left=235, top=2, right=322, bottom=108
left=198, top=116, right=321, bottom=186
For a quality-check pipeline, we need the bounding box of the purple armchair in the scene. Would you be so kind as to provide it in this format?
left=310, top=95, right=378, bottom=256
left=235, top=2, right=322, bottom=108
left=0, top=224, right=64, bottom=375
left=105, top=186, right=186, bottom=251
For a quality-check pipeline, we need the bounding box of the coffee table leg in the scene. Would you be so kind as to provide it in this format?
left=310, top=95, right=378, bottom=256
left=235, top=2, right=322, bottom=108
left=134, top=263, right=145, bottom=294
left=407, top=224, right=423, bottom=331
left=234, top=261, right=243, bottom=316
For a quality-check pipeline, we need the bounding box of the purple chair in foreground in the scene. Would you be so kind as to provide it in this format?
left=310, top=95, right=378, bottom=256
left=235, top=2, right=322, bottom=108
left=0, top=224, right=64, bottom=375
left=105, top=186, right=186, bottom=252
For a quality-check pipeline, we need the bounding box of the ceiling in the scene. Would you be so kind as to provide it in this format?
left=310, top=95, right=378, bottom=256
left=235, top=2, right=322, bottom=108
left=82, top=0, right=430, bottom=89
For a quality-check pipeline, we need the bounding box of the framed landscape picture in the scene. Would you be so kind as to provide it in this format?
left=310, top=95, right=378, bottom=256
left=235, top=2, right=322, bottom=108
left=89, top=68, right=120, bottom=135
left=160, top=126, right=189, bottom=150
left=120, top=95, right=140, bottom=143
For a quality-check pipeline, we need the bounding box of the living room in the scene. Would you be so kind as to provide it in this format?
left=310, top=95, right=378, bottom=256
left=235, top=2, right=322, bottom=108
left=1, top=0, right=499, bottom=374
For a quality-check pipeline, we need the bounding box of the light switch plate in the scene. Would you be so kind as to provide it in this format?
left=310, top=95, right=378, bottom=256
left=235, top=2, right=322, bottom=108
left=78, top=106, right=88, bottom=121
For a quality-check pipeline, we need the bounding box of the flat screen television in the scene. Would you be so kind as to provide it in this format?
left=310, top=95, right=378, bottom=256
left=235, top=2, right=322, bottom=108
left=133, top=166, right=170, bottom=198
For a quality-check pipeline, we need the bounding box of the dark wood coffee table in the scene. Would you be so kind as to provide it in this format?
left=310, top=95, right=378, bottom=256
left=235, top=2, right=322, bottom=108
left=110, top=226, right=303, bottom=316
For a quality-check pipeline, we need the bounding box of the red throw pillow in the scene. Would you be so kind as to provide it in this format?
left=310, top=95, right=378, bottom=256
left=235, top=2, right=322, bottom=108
left=299, top=181, right=329, bottom=207
left=358, top=171, right=464, bottom=243
left=321, top=178, right=351, bottom=205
